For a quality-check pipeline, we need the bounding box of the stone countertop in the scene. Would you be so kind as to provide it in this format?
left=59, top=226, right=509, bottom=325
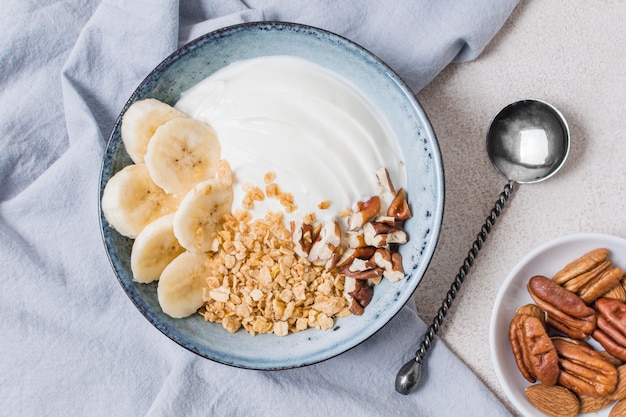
left=412, top=1, right=626, bottom=415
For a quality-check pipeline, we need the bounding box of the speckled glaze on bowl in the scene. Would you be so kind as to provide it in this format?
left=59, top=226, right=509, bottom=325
left=98, top=22, right=444, bottom=370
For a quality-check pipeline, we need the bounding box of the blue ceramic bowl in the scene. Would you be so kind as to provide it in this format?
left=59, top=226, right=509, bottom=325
left=99, top=22, right=444, bottom=369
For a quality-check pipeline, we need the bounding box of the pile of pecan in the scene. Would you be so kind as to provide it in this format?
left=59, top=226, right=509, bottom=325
left=509, top=248, right=626, bottom=417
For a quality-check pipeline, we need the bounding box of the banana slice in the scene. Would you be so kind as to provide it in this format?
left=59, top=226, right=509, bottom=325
left=144, top=117, right=221, bottom=196
left=130, top=213, right=185, bottom=283
left=157, top=251, right=210, bottom=318
left=101, top=164, right=179, bottom=238
left=121, top=98, right=187, bottom=164
left=173, top=174, right=233, bottom=252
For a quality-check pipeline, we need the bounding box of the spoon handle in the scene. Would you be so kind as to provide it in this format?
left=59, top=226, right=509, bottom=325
left=395, top=180, right=516, bottom=395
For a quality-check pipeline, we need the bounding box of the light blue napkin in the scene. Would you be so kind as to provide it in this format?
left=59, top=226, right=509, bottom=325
left=0, top=1, right=518, bottom=415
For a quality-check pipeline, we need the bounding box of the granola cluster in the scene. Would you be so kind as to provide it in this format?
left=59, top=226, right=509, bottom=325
left=240, top=171, right=298, bottom=214
left=199, top=209, right=350, bottom=336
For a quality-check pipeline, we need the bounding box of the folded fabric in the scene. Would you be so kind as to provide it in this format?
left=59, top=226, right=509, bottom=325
left=0, top=1, right=518, bottom=415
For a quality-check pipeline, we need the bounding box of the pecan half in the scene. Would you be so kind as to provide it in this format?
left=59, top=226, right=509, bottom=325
left=552, top=248, right=609, bottom=285
left=528, top=275, right=596, bottom=339
left=509, top=313, right=559, bottom=385
left=562, top=260, right=612, bottom=294
left=593, top=297, right=626, bottom=362
left=602, top=281, right=626, bottom=302
left=516, top=304, right=546, bottom=324
left=579, top=266, right=624, bottom=304
left=553, top=338, right=618, bottom=398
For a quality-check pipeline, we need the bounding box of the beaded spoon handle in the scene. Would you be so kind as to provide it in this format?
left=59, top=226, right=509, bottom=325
left=395, top=181, right=515, bottom=394
left=395, top=99, right=570, bottom=395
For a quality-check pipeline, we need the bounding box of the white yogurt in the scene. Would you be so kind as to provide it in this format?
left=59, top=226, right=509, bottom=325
left=175, top=55, right=405, bottom=223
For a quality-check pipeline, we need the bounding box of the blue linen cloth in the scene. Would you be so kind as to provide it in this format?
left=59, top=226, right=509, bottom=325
left=0, top=1, right=518, bottom=415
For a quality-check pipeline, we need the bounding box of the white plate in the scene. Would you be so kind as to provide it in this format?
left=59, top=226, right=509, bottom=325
left=489, top=232, right=626, bottom=416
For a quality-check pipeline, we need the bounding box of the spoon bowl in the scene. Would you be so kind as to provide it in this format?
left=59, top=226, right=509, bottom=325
left=487, top=99, right=570, bottom=183
left=395, top=99, right=570, bottom=395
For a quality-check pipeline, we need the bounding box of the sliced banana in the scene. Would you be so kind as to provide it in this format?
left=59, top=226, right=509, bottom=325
left=121, top=98, right=187, bottom=164
left=173, top=174, right=233, bottom=252
left=144, top=117, right=221, bottom=196
left=101, top=164, right=179, bottom=239
left=130, top=213, right=185, bottom=283
left=157, top=251, right=210, bottom=318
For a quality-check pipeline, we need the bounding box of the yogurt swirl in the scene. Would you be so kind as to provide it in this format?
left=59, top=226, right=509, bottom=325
left=175, top=55, right=405, bottom=222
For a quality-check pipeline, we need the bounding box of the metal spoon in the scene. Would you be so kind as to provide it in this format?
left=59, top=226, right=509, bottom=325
left=395, top=99, right=571, bottom=395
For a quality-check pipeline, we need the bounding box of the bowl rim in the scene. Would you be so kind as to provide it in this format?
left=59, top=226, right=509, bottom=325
left=98, top=20, right=445, bottom=369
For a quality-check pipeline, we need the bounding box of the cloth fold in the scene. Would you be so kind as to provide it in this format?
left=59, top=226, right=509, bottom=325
left=1, top=1, right=518, bottom=415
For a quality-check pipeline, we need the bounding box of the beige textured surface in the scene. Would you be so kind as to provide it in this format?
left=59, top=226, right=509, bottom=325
left=412, top=1, right=626, bottom=415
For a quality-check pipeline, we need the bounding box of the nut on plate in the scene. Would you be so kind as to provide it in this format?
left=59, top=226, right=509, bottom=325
left=593, top=297, right=626, bottom=362
left=577, top=393, right=614, bottom=414
left=525, top=384, right=580, bottom=417
left=516, top=303, right=546, bottom=324
left=528, top=275, right=597, bottom=339
left=599, top=349, right=624, bottom=367
left=552, top=248, right=609, bottom=285
left=608, top=364, right=626, bottom=401
left=579, top=266, right=623, bottom=304
left=610, top=398, right=626, bottom=417
left=562, top=260, right=612, bottom=294
left=551, top=247, right=624, bottom=305
left=552, top=337, right=618, bottom=398
left=602, top=281, right=626, bottom=303
left=509, top=309, right=559, bottom=385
